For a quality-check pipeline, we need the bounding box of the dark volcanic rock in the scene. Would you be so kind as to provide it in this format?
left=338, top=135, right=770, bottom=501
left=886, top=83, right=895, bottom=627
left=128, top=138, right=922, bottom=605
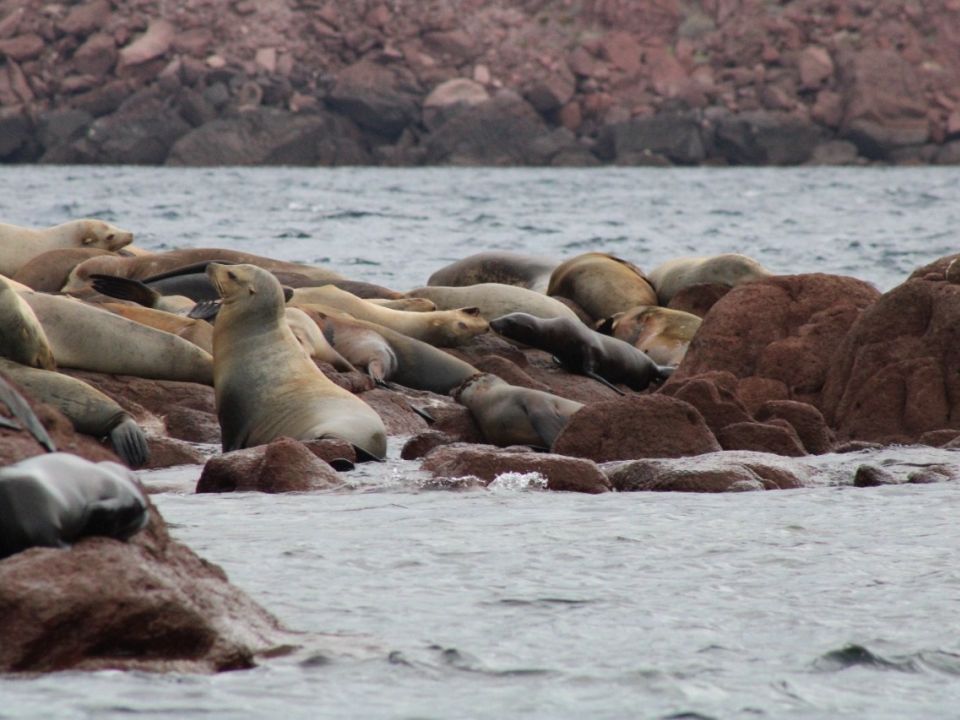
left=196, top=437, right=343, bottom=493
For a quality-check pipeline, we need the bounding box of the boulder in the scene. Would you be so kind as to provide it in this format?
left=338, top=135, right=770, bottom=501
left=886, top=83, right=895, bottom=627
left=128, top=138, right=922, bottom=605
left=196, top=437, right=343, bottom=493
left=0, top=500, right=288, bottom=672
left=660, top=372, right=753, bottom=434
left=797, top=46, right=834, bottom=89
left=596, top=113, right=706, bottom=165
left=551, top=394, right=720, bottom=462
left=59, top=0, right=112, bottom=37
left=716, top=419, right=808, bottom=456
left=422, top=77, right=489, bottom=130
left=0, top=106, right=31, bottom=159
left=326, top=60, right=421, bottom=139
left=853, top=464, right=899, bottom=487
left=668, top=274, right=880, bottom=409
left=143, top=435, right=208, bottom=469
left=0, top=33, right=44, bottom=61
left=755, top=400, right=833, bottom=454
left=358, top=388, right=430, bottom=436
left=167, top=107, right=370, bottom=166
left=401, top=430, right=457, bottom=460
left=74, top=96, right=191, bottom=164
left=713, top=111, right=825, bottom=165
left=667, top=283, right=731, bottom=317
left=838, top=50, right=929, bottom=158
left=117, top=20, right=175, bottom=71
left=72, top=33, right=117, bottom=76
left=420, top=443, right=611, bottom=493
left=820, top=270, right=960, bottom=444
left=302, top=438, right=357, bottom=467
left=162, top=405, right=220, bottom=444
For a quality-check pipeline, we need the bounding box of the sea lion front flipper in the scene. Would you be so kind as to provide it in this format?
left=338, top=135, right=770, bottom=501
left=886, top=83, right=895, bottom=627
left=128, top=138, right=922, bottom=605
left=188, top=299, right=222, bottom=321
left=0, top=415, right=20, bottom=430
left=0, top=376, right=55, bottom=452
left=89, top=274, right=162, bottom=308
left=82, top=496, right=149, bottom=541
left=108, top=416, right=150, bottom=469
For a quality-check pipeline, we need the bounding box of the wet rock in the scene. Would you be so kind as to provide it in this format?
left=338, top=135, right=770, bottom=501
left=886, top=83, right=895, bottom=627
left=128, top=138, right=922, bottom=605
left=430, top=401, right=484, bottom=444
left=668, top=274, right=880, bottom=409
left=820, top=270, right=960, bottom=444
left=401, top=430, right=457, bottom=460
left=358, top=388, right=430, bottom=436
left=918, top=429, right=960, bottom=447
left=808, top=140, right=861, bottom=166
left=660, top=372, right=753, bottom=435
left=596, top=113, right=706, bottom=165
left=301, top=438, right=357, bottom=468
left=0, top=500, right=288, bottom=672
left=716, top=419, right=808, bottom=457
left=327, top=60, right=421, bottom=139
left=755, top=400, right=833, bottom=454
left=604, top=451, right=807, bottom=492
left=667, top=282, right=731, bottom=317
left=197, top=437, right=343, bottom=493
left=908, top=465, right=956, bottom=484
left=421, top=443, right=611, bottom=493
left=853, top=464, right=899, bottom=487
left=0, top=107, right=31, bottom=159
left=144, top=435, right=208, bottom=469
left=551, top=394, right=720, bottom=462
left=167, top=107, right=370, bottom=166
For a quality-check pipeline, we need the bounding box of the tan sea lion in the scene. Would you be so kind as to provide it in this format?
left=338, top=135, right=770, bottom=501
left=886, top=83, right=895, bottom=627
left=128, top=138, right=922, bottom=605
left=0, top=453, right=148, bottom=559
left=547, top=252, right=658, bottom=321
left=647, top=253, right=773, bottom=305
left=13, top=248, right=115, bottom=292
left=428, top=251, right=558, bottom=293
left=408, top=283, right=582, bottom=322
left=0, top=276, right=56, bottom=370
left=453, top=373, right=584, bottom=449
left=490, top=312, right=672, bottom=393
left=21, top=292, right=214, bottom=384
left=0, top=359, right=149, bottom=467
left=597, top=306, right=702, bottom=367
left=283, top=307, right=355, bottom=372
left=100, top=303, right=214, bottom=354
left=208, top=263, right=387, bottom=458
left=0, top=219, right=133, bottom=277
left=368, top=297, right=437, bottom=312
left=292, top=285, right=488, bottom=347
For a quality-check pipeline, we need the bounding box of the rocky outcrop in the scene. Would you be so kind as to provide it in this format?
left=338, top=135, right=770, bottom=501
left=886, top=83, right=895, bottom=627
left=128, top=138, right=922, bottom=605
left=0, top=500, right=289, bottom=673
left=196, top=437, right=344, bottom=493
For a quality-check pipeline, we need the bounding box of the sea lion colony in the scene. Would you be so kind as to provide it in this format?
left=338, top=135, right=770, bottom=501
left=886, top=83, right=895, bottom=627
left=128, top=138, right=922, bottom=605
left=0, top=218, right=772, bottom=557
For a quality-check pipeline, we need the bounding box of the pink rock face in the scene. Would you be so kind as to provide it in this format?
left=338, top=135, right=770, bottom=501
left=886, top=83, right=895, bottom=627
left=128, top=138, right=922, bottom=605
left=821, top=269, right=960, bottom=444
left=0, top=501, right=288, bottom=673
left=668, top=274, right=880, bottom=410
left=196, top=437, right=343, bottom=493
left=551, top=394, right=721, bottom=462
left=420, top=443, right=611, bottom=493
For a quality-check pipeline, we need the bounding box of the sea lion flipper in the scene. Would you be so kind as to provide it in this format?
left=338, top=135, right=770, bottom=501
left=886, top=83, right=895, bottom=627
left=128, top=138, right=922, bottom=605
left=585, top=371, right=626, bottom=396
left=0, top=415, right=20, bottom=430
left=188, top=299, right=222, bottom=321
left=89, top=274, right=161, bottom=308
left=0, top=376, right=56, bottom=452
left=108, top=416, right=150, bottom=468
left=522, top=398, right=569, bottom=448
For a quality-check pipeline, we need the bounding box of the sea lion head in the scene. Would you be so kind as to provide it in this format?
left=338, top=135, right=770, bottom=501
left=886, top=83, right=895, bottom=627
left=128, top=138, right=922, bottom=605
left=207, top=263, right=284, bottom=320
left=428, top=306, right=488, bottom=345
left=76, top=219, right=134, bottom=251
left=452, top=372, right=502, bottom=403
left=489, top=312, right=543, bottom=346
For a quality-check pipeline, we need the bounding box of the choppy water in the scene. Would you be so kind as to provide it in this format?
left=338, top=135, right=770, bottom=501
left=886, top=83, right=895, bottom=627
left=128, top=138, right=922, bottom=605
left=2, top=166, right=960, bottom=719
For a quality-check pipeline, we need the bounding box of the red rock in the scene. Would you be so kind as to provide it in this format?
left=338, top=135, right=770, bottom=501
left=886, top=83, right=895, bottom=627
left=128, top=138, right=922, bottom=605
left=430, top=400, right=484, bottom=444
left=59, top=0, right=112, bottom=38
left=421, top=443, right=611, bottom=493
left=162, top=405, right=220, bottom=444
left=0, top=8, right=23, bottom=40
left=0, top=34, right=44, bottom=62
left=0, top=500, right=288, bottom=672
left=358, top=388, right=430, bottom=436
left=118, top=20, right=175, bottom=70
left=600, top=31, right=642, bottom=73
left=667, top=274, right=880, bottom=410
left=473, top=354, right=550, bottom=391
left=72, top=33, right=117, bottom=76
left=736, top=376, right=790, bottom=414
left=918, top=429, right=960, bottom=447
left=604, top=451, right=808, bottom=492
left=401, top=430, right=457, bottom=460
left=666, top=283, right=730, bottom=317
left=551, top=394, right=720, bottom=462
left=197, top=437, right=343, bottom=493
left=821, top=270, right=960, bottom=444
left=172, top=28, right=213, bottom=57
left=558, top=101, right=582, bottom=131
left=144, top=435, right=208, bottom=470
left=661, top=372, right=753, bottom=434
left=524, top=72, right=576, bottom=113
left=716, top=419, right=808, bottom=457
left=798, top=46, right=834, bottom=89
left=755, top=400, right=833, bottom=454
left=811, top=89, right=843, bottom=128
left=645, top=45, right=688, bottom=97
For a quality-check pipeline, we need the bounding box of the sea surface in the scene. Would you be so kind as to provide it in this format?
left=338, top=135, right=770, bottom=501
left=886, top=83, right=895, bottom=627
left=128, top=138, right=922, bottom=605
left=1, top=166, right=960, bottom=719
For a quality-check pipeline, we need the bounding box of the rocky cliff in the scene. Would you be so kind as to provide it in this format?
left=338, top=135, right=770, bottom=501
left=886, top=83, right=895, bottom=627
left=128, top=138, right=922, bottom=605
left=2, top=0, right=959, bottom=166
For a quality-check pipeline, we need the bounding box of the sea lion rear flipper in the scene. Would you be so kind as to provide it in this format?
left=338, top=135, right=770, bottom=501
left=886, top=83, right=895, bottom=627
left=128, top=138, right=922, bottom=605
left=585, top=371, right=626, bottom=396
left=353, top=445, right=385, bottom=463
left=188, top=299, right=222, bottom=321
left=0, top=376, right=55, bottom=452
left=328, top=458, right=356, bottom=472
left=656, top=365, right=676, bottom=382
left=82, top=496, right=149, bottom=541
left=108, top=416, right=150, bottom=469
left=0, top=415, right=20, bottom=430
left=523, top=398, right=569, bottom=448
left=89, top=274, right=162, bottom=308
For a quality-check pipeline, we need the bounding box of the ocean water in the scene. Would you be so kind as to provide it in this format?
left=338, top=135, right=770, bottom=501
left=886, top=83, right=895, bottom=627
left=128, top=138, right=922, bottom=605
left=1, top=166, right=960, bottom=719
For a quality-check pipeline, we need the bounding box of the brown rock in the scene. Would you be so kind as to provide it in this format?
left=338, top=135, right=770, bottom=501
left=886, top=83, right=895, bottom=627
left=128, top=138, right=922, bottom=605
left=473, top=355, right=550, bottom=392
left=430, top=401, right=484, bottom=443
left=716, top=419, right=808, bottom=457
left=604, top=451, right=807, bottom=492
left=59, top=0, right=111, bottom=37
left=327, top=60, right=421, bottom=139
left=853, top=464, right=898, bottom=487
left=422, top=77, right=489, bottom=130
left=0, top=500, right=288, bottom=672
left=196, top=437, right=343, bottom=493
left=600, top=31, right=641, bottom=73
left=401, top=430, right=457, bottom=460
left=667, top=283, right=730, bottom=317
left=162, top=406, right=220, bottom=444
left=144, top=435, right=208, bottom=470
left=798, top=46, right=834, bottom=89
left=118, top=20, right=175, bottom=70
left=551, top=394, right=720, bottom=462
left=918, top=429, right=960, bottom=447
left=358, top=388, right=430, bottom=436
left=661, top=373, right=753, bottom=434
left=421, top=443, right=610, bottom=493
left=65, top=371, right=215, bottom=420
left=72, top=33, right=117, bottom=76
left=736, top=376, right=790, bottom=414
left=0, top=33, right=44, bottom=61
left=755, top=400, right=833, bottom=454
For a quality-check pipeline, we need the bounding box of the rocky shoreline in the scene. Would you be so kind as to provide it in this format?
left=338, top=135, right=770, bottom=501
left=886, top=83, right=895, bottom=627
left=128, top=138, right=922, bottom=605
left=2, top=0, right=960, bottom=167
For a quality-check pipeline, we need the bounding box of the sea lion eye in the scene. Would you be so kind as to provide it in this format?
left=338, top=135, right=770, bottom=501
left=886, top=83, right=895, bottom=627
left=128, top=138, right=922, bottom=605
left=106, top=233, right=115, bottom=241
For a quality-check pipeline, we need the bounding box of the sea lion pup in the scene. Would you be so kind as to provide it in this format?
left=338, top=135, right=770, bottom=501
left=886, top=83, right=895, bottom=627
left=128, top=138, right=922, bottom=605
left=61, top=248, right=345, bottom=295
left=20, top=292, right=214, bottom=385
left=208, top=263, right=387, bottom=459
left=428, top=251, right=558, bottom=293
left=597, top=306, right=702, bottom=367
left=0, top=276, right=56, bottom=370
left=283, top=307, right=355, bottom=372
left=490, top=312, right=672, bottom=394
left=291, top=285, right=488, bottom=347
left=454, top=373, right=583, bottom=449
left=647, top=253, right=773, bottom=305
left=547, top=252, right=658, bottom=322
left=13, top=247, right=114, bottom=292
left=310, top=309, right=479, bottom=394
left=407, top=283, right=582, bottom=322
left=0, top=453, right=148, bottom=560
left=100, top=303, right=214, bottom=354
left=0, top=359, right=149, bottom=468
left=0, top=219, right=134, bottom=277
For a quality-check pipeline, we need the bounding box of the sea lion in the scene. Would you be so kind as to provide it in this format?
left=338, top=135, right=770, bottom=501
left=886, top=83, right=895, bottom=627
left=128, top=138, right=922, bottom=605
left=89, top=274, right=195, bottom=314
left=0, top=219, right=133, bottom=277
left=0, top=453, right=148, bottom=560
left=408, top=283, right=582, bottom=322
left=62, top=248, right=345, bottom=295
left=208, top=263, right=387, bottom=458
left=428, top=251, right=558, bottom=293
left=21, top=292, right=214, bottom=385
left=368, top=297, right=437, bottom=312
left=292, top=285, right=488, bottom=347
left=597, top=306, right=702, bottom=366
left=647, top=253, right=773, bottom=305
left=547, top=252, right=658, bottom=321
left=0, top=374, right=56, bottom=452
left=0, top=359, right=149, bottom=467
left=283, top=307, right=355, bottom=371
left=0, top=276, right=56, bottom=370
left=453, top=373, right=583, bottom=449
left=311, top=310, right=479, bottom=394
left=490, top=312, right=672, bottom=393
left=13, top=248, right=114, bottom=292
left=100, top=303, right=214, bottom=354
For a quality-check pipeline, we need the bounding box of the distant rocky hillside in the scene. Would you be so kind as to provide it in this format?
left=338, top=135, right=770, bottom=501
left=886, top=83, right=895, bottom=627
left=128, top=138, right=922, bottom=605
left=1, top=0, right=959, bottom=166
